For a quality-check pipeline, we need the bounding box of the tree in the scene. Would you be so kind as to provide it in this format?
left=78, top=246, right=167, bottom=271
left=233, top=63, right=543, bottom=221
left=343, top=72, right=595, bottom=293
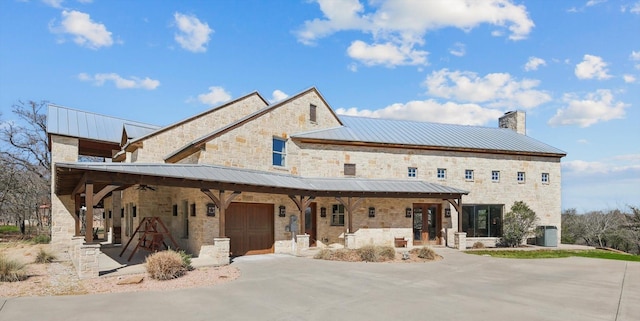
left=0, top=101, right=51, bottom=231
left=500, top=201, right=538, bottom=247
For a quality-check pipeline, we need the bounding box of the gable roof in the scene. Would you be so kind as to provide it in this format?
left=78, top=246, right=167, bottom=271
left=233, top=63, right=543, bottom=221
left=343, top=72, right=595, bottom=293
left=164, top=87, right=342, bottom=163
left=127, top=91, right=270, bottom=148
left=292, top=115, right=566, bottom=157
left=47, top=104, right=159, bottom=144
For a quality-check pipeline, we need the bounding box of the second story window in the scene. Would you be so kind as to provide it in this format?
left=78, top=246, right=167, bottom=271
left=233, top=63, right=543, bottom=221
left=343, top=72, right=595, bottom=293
left=465, top=169, right=474, bottom=181
left=408, top=167, right=417, bottom=178
left=344, top=163, right=356, bottom=176
left=517, top=171, right=526, bottom=183
left=437, top=168, right=446, bottom=180
left=542, top=173, right=549, bottom=184
left=310, top=104, right=317, bottom=122
left=272, top=137, right=286, bottom=167
left=492, top=171, right=500, bottom=182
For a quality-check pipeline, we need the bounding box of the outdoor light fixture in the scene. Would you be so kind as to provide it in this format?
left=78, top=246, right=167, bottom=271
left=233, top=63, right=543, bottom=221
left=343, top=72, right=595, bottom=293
left=207, top=203, right=216, bottom=217
left=405, top=207, right=412, bottom=218
left=279, top=205, right=286, bottom=217
left=445, top=208, right=451, bottom=217
left=368, top=207, right=375, bottom=218
left=320, top=207, right=327, bottom=217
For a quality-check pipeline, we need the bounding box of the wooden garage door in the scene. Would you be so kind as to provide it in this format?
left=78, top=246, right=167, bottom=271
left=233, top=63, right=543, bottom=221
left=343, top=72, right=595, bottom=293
left=226, top=203, right=274, bottom=256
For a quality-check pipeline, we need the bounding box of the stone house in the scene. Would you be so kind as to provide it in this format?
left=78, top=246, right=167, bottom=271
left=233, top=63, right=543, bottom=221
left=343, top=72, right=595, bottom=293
left=48, top=87, right=565, bottom=277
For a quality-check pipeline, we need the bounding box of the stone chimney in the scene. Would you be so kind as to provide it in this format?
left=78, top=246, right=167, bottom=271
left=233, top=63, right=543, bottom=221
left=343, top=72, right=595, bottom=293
left=499, top=111, right=526, bottom=135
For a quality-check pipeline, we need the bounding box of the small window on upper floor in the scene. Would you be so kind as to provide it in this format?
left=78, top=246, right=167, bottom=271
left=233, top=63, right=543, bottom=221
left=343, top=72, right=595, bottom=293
left=272, top=137, right=286, bottom=167
left=465, top=169, right=474, bottom=181
left=542, top=173, right=549, bottom=184
left=344, top=163, right=356, bottom=176
left=310, top=104, right=317, bottom=123
left=492, top=170, right=500, bottom=182
left=408, top=167, right=417, bottom=178
left=437, top=168, right=446, bottom=180
left=517, top=171, right=526, bottom=183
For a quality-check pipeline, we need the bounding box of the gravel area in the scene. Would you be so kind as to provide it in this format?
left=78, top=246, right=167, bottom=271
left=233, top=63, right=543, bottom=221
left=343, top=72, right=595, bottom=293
left=0, top=242, right=239, bottom=298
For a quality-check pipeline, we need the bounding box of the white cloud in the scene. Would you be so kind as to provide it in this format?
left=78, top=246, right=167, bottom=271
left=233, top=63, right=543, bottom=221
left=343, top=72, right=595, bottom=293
left=347, top=63, right=358, bottom=72
left=42, top=0, right=64, bottom=8
left=423, top=69, right=552, bottom=109
left=630, top=51, right=640, bottom=69
left=270, top=90, right=289, bottom=103
left=336, top=100, right=503, bottom=126
left=173, top=12, right=213, bottom=53
left=586, top=0, right=607, bottom=7
left=524, top=56, right=546, bottom=71
left=577, top=139, right=589, bottom=144
left=575, top=54, right=611, bottom=79
left=563, top=155, right=640, bottom=176
left=78, top=73, right=160, bottom=90
left=632, top=2, right=640, bottom=14
left=296, top=0, right=533, bottom=67
left=548, top=89, right=628, bottom=127
left=346, top=40, right=427, bottom=66
left=449, top=42, right=465, bottom=57
left=197, top=86, right=231, bottom=106
left=623, top=74, right=636, bottom=83
left=49, top=10, right=113, bottom=49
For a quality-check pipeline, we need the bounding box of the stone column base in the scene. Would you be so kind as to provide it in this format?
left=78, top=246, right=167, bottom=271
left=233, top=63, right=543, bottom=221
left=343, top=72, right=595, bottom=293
left=209, top=237, right=230, bottom=265
left=76, top=243, right=100, bottom=279
left=454, top=232, right=467, bottom=251
left=296, top=234, right=310, bottom=254
left=345, top=233, right=357, bottom=249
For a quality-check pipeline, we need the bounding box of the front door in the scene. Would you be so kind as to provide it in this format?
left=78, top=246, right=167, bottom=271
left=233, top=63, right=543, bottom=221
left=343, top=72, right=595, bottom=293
left=305, top=203, right=317, bottom=246
left=413, top=203, right=441, bottom=245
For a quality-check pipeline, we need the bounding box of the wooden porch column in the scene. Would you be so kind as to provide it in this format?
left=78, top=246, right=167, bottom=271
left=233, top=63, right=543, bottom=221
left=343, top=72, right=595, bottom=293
left=336, top=197, right=363, bottom=233
left=85, top=183, right=94, bottom=243
left=288, top=195, right=315, bottom=234
left=446, top=197, right=463, bottom=232
left=74, top=194, right=81, bottom=236
left=201, top=189, right=241, bottom=237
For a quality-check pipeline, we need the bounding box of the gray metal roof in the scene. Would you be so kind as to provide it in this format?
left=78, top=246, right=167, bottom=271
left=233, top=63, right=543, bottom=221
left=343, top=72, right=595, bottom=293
left=47, top=104, right=160, bottom=144
left=293, top=115, right=566, bottom=156
left=55, top=162, right=468, bottom=196
left=123, top=123, right=159, bottom=142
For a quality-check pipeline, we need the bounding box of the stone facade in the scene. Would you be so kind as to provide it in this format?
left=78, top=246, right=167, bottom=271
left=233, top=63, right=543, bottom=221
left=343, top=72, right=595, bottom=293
left=50, top=136, right=79, bottom=251
left=49, top=87, right=565, bottom=274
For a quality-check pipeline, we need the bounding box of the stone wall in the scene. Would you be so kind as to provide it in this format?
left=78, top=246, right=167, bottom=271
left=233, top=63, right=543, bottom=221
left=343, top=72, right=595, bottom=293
left=50, top=135, right=79, bottom=251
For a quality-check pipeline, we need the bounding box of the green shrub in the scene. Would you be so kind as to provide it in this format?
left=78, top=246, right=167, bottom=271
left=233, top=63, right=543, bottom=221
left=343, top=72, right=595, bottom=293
left=31, top=234, right=51, bottom=244
left=178, top=250, right=194, bottom=271
left=0, top=225, right=20, bottom=234
left=0, top=255, right=27, bottom=282
left=411, top=246, right=438, bottom=260
left=500, top=201, right=538, bottom=247
left=34, top=248, right=57, bottom=264
left=145, top=250, right=187, bottom=280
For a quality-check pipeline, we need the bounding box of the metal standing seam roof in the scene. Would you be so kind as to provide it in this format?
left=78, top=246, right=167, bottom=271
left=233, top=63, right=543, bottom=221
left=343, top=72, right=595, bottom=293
left=47, top=104, right=160, bottom=144
left=293, top=115, right=566, bottom=156
left=55, top=162, right=469, bottom=195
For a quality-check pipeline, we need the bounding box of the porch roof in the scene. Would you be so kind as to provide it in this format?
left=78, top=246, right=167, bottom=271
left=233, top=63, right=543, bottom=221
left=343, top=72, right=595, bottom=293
left=54, top=162, right=468, bottom=199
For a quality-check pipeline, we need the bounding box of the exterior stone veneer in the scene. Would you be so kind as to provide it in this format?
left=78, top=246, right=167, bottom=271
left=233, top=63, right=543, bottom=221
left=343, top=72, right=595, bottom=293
left=295, top=234, right=310, bottom=254
left=455, top=232, right=467, bottom=251
left=50, top=136, right=79, bottom=251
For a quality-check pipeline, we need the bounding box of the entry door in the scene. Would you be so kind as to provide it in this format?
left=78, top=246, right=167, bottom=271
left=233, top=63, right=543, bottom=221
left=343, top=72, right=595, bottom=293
left=413, top=204, right=441, bottom=245
left=305, top=203, right=317, bottom=246
left=226, top=203, right=274, bottom=256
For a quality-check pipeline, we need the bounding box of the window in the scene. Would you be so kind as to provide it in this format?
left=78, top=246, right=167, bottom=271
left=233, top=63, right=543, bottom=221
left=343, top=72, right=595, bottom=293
left=408, top=167, right=417, bottom=178
left=465, top=169, right=474, bottom=181
left=182, top=200, right=189, bottom=238
left=309, top=104, right=317, bottom=122
left=542, top=173, right=549, bottom=184
left=272, top=137, right=286, bottom=167
left=462, top=205, right=503, bottom=237
left=344, top=163, right=356, bottom=176
left=437, top=168, right=446, bottom=179
left=331, top=204, right=345, bottom=226
left=190, top=203, right=196, bottom=217
left=517, top=171, right=526, bottom=183
left=491, top=171, right=500, bottom=182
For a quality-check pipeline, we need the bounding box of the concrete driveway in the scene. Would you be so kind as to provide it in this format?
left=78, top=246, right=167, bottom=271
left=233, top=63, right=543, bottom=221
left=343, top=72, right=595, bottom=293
left=1, top=248, right=638, bottom=321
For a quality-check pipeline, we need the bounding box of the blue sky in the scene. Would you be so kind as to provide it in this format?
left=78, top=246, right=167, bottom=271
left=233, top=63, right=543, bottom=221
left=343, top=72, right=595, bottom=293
left=1, top=0, right=638, bottom=211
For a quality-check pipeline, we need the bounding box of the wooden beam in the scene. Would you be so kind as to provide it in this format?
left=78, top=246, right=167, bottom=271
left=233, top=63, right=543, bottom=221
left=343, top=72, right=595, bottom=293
left=288, top=195, right=315, bottom=235
left=94, top=185, right=120, bottom=204
left=200, top=189, right=241, bottom=237
left=74, top=194, right=81, bottom=236
left=446, top=197, right=463, bottom=232
left=336, top=197, right=363, bottom=233
left=85, top=183, right=94, bottom=243
left=71, top=172, right=88, bottom=196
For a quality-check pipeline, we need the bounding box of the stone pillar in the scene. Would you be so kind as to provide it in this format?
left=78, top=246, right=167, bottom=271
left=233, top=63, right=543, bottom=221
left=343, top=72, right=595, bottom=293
left=345, top=233, right=357, bottom=249
left=296, top=234, right=309, bottom=254
left=455, top=232, right=467, bottom=251
left=212, top=237, right=230, bottom=265
left=50, top=135, right=79, bottom=251
left=77, top=243, right=101, bottom=279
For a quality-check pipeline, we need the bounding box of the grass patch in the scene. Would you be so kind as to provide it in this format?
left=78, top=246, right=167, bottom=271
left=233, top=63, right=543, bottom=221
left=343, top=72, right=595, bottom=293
left=466, top=249, right=640, bottom=262
left=0, top=225, right=20, bottom=234
left=0, top=255, right=27, bottom=282
left=34, top=248, right=57, bottom=264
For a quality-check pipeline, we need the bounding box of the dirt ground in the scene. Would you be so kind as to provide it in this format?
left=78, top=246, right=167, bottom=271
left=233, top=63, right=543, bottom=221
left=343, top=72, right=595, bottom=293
left=0, top=242, right=239, bottom=298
